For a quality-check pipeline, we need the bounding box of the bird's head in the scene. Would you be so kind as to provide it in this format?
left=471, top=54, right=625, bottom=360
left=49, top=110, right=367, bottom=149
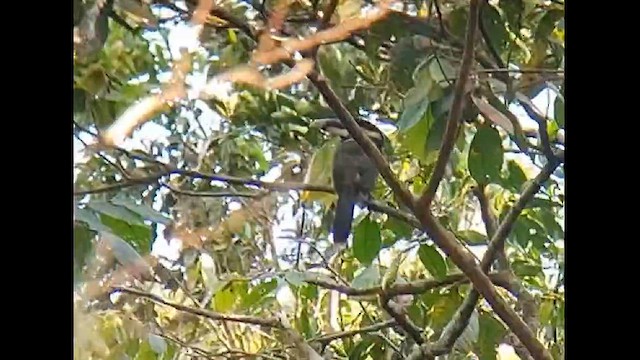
left=310, top=117, right=386, bottom=149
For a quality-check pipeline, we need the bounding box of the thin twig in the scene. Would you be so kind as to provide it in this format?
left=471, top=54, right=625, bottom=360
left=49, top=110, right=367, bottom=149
left=115, top=287, right=284, bottom=328
left=311, top=319, right=396, bottom=343
left=418, top=0, right=480, bottom=208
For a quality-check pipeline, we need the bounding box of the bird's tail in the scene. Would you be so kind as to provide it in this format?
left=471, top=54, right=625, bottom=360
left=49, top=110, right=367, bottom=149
left=333, top=189, right=356, bottom=244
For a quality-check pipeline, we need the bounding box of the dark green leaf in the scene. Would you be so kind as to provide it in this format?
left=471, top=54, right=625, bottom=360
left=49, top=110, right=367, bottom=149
left=353, top=216, right=382, bottom=265
left=99, top=213, right=152, bottom=252
left=383, top=216, right=413, bottom=241
left=554, top=96, right=564, bottom=127
left=480, top=4, right=510, bottom=54
left=242, top=279, right=278, bottom=310
left=74, top=223, right=95, bottom=275
left=536, top=9, right=564, bottom=40
left=468, top=126, right=504, bottom=185
left=476, top=312, right=507, bottom=360
left=418, top=244, right=447, bottom=279
left=349, top=338, right=375, bottom=360
left=499, top=0, right=524, bottom=30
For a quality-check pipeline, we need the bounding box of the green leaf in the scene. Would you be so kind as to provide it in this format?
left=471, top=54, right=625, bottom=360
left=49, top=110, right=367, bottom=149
left=74, top=223, right=95, bottom=275
left=480, top=4, right=510, bottom=54
left=349, top=338, right=375, bottom=360
left=418, top=244, right=448, bottom=279
left=501, top=160, right=527, bottom=193
left=75, top=207, right=111, bottom=233
left=383, top=217, right=413, bottom=241
left=99, top=213, right=152, bottom=252
left=476, top=312, right=507, bottom=360
left=468, top=126, right=504, bottom=185
left=455, top=230, right=488, bottom=245
left=101, top=232, right=152, bottom=277
left=500, top=0, right=524, bottom=30
left=111, top=196, right=171, bottom=225
left=397, top=86, right=430, bottom=132
left=351, top=265, right=380, bottom=290
left=241, top=279, right=277, bottom=310
left=554, top=96, right=564, bottom=127
left=88, top=200, right=145, bottom=226
left=353, top=216, right=382, bottom=265
left=213, top=286, right=237, bottom=313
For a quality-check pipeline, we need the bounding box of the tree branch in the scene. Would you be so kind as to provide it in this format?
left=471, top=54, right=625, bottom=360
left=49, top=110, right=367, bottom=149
left=311, top=320, right=396, bottom=343
left=417, top=0, right=480, bottom=209
left=302, top=271, right=511, bottom=297
left=115, top=287, right=284, bottom=328
left=480, top=154, right=562, bottom=272
left=380, top=294, right=425, bottom=345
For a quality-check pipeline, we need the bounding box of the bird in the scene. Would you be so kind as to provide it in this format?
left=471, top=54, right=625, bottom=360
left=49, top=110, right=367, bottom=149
left=311, top=117, right=386, bottom=246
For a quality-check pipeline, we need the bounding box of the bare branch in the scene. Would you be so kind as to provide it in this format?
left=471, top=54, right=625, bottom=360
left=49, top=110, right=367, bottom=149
left=311, top=320, right=396, bottom=343
left=380, top=294, right=424, bottom=344
left=418, top=0, right=480, bottom=208
left=115, top=287, right=284, bottom=328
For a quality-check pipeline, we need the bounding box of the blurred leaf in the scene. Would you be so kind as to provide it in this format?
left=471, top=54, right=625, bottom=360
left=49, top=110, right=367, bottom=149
left=74, top=223, right=95, bottom=274
left=480, top=4, right=510, bottom=55
left=353, top=216, right=382, bottom=265
left=418, top=244, right=447, bottom=279
left=468, top=126, right=504, bottom=185
left=101, top=232, right=153, bottom=277
left=88, top=200, right=145, bottom=226
left=284, top=271, right=306, bottom=287
left=501, top=160, right=528, bottom=193
left=242, top=279, right=278, bottom=310
left=476, top=312, right=507, bottom=359
left=75, top=207, right=111, bottom=233
left=112, top=196, right=171, bottom=225
left=301, top=138, right=338, bottom=206
left=383, top=216, right=413, bottom=241
left=455, top=230, right=488, bottom=245
left=99, top=213, right=152, bottom=252
left=214, top=286, right=237, bottom=313
left=429, top=57, right=457, bottom=87
left=351, top=265, right=380, bottom=290
left=397, top=85, right=430, bottom=132
left=554, top=96, right=565, bottom=127
left=471, top=95, right=514, bottom=135
left=147, top=334, right=167, bottom=355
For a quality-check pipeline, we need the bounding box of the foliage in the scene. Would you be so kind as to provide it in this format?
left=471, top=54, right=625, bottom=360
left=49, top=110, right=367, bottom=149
left=73, top=0, right=564, bottom=359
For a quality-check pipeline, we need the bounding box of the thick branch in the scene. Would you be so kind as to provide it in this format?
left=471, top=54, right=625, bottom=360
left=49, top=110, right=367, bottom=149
left=380, top=295, right=424, bottom=344
left=115, top=287, right=283, bottom=328
left=418, top=0, right=480, bottom=208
